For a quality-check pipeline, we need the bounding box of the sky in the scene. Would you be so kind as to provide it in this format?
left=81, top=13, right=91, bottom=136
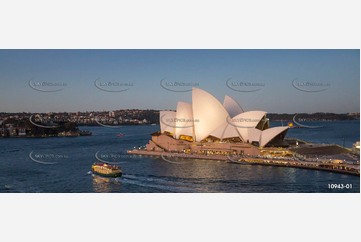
left=0, top=49, right=359, bottom=113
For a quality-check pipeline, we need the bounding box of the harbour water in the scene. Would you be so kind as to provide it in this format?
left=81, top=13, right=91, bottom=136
left=0, top=120, right=359, bottom=193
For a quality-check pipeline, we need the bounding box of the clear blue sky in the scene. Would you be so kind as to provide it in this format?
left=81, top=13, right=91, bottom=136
left=0, top=49, right=359, bottom=113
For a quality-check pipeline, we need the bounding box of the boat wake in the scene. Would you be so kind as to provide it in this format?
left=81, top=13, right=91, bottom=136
left=119, top=174, right=200, bottom=192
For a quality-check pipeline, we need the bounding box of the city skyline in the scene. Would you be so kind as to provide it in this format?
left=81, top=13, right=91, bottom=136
left=0, top=49, right=359, bottom=113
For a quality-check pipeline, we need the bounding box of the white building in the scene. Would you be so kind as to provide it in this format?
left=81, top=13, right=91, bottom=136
left=158, top=88, right=288, bottom=148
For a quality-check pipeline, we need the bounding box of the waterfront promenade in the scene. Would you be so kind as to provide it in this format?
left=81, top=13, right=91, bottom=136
left=127, top=149, right=360, bottom=176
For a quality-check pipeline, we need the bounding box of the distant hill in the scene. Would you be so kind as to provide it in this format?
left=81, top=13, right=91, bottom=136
left=267, top=113, right=359, bottom=122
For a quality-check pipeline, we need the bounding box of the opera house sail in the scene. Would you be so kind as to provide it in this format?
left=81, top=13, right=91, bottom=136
left=147, top=88, right=289, bottom=156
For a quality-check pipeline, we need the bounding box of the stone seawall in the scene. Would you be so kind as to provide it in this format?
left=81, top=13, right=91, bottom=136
left=127, top=149, right=360, bottom=176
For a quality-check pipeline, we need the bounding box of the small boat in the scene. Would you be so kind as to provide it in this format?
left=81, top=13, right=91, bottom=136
left=116, top=133, right=125, bottom=137
left=91, top=162, right=122, bottom=178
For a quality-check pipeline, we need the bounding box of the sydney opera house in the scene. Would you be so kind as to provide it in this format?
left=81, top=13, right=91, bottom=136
left=146, top=88, right=289, bottom=156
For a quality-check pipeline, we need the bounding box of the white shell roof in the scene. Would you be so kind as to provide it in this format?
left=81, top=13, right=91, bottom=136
left=175, top=101, right=194, bottom=139
left=209, top=122, right=240, bottom=140
left=230, top=111, right=266, bottom=129
left=159, top=111, right=176, bottom=136
left=260, top=126, right=289, bottom=147
left=248, top=128, right=262, bottom=143
left=223, top=95, right=244, bottom=118
left=192, top=88, right=229, bottom=142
